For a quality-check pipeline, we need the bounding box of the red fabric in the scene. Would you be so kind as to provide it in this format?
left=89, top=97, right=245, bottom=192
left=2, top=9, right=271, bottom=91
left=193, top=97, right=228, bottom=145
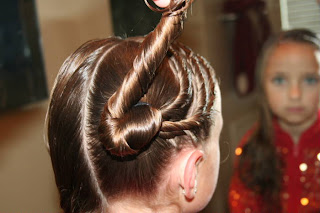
left=229, top=110, right=320, bottom=213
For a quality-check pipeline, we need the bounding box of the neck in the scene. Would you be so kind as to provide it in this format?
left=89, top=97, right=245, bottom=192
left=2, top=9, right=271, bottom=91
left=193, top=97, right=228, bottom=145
left=278, top=115, right=317, bottom=144
left=107, top=197, right=181, bottom=213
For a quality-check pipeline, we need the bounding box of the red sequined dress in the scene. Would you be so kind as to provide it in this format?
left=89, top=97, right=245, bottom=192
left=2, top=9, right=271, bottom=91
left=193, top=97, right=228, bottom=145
left=229, top=110, right=320, bottom=213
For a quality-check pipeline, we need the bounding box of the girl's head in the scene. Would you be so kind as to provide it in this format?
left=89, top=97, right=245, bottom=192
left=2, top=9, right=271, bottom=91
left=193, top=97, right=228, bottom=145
left=46, top=0, right=222, bottom=212
left=258, top=29, right=320, bottom=129
left=237, top=29, right=319, bottom=210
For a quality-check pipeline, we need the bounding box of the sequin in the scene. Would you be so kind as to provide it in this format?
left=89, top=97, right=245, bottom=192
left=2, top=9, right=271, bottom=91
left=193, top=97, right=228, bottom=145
left=305, top=182, right=311, bottom=189
left=300, top=197, right=309, bottom=206
left=234, top=193, right=240, bottom=200
left=235, top=147, right=242, bottom=156
left=245, top=208, right=251, bottom=213
left=231, top=201, right=238, bottom=207
left=299, top=163, right=308, bottom=172
left=283, top=192, right=289, bottom=199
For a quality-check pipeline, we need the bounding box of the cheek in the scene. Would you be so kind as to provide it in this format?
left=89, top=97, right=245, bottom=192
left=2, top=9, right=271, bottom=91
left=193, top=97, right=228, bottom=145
left=305, top=89, right=320, bottom=109
left=265, top=84, right=287, bottom=112
left=266, top=91, right=282, bottom=113
left=266, top=84, right=278, bottom=101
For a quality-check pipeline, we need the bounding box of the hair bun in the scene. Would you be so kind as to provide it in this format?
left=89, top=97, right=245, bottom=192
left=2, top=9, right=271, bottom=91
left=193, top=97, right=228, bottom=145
left=99, top=103, right=162, bottom=156
left=98, top=0, right=195, bottom=157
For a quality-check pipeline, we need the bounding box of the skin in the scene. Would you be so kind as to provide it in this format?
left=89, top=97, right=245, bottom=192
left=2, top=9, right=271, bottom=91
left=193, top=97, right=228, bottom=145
left=153, top=0, right=171, bottom=8
left=185, top=84, right=222, bottom=212
left=264, top=42, right=320, bottom=143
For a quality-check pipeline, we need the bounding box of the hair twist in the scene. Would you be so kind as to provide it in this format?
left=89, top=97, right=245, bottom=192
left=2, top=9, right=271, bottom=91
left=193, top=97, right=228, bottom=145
left=99, top=103, right=162, bottom=156
left=99, top=0, right=194, bottom=156
left=159, top=44, right=216, bottom=139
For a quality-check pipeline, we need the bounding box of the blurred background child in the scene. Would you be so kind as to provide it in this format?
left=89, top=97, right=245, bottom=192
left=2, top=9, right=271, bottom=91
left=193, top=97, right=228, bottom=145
left=229, top=29, right=320, bottom=213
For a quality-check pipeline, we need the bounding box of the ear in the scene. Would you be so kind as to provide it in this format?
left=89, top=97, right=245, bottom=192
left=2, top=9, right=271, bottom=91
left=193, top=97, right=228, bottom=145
left=182, top=150, right=204, bottom=200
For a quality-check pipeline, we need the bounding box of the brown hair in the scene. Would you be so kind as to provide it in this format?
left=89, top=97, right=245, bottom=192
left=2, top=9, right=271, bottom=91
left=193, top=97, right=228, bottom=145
left=46, top=0, right=218, bottom=212
left=237, top=29, right=320, bottom=211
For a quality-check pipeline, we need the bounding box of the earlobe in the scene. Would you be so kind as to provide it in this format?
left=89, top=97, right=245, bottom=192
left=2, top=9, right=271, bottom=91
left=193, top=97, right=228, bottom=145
left=182, top=150, right=203, bottom=200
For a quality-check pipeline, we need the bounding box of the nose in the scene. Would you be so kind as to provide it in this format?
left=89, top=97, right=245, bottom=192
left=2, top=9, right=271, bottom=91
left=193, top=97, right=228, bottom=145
left=288, top=84, right=302, bottom=100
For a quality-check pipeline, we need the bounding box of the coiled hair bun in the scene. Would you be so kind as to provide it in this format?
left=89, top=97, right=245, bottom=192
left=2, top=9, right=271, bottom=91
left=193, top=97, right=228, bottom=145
left=99, top=102, right=162, bottom=156
left=98, top=0, right=194, bottom=156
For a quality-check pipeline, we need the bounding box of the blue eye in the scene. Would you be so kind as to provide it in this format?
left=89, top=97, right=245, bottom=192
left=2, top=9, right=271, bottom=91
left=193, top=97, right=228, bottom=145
left=304, top=76, right=319, bottom=85
left=272, top=76, right=285, bottom=85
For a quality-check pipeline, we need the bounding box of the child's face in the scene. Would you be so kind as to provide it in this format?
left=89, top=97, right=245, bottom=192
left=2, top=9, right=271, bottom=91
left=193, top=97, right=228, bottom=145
left=264, top=42, right=320, bottom=128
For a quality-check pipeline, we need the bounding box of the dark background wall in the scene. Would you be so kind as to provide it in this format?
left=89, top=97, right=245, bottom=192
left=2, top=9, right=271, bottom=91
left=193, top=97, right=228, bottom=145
left=110, top=0, right=161, bottom=37
left=0, top=0, right=47, bottom=111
